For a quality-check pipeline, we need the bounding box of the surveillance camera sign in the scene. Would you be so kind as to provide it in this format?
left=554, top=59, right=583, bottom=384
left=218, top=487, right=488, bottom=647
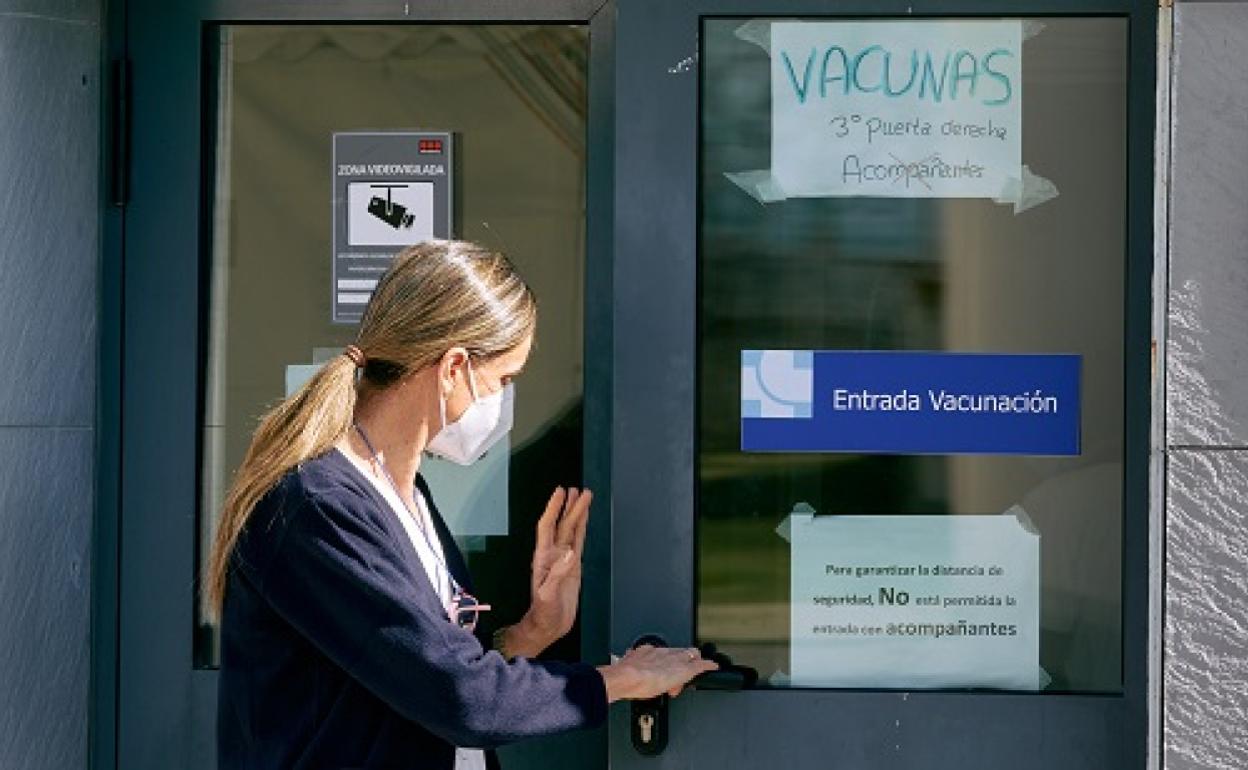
left=332, top=131, right=453, bottom=323
left=347, top=182, right=435, bottom=246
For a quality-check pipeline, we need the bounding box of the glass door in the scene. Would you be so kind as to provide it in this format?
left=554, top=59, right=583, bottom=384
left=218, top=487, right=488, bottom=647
left=117, top=2, right=613, bottom=769
left=609, top=1, right=1153, bottom=767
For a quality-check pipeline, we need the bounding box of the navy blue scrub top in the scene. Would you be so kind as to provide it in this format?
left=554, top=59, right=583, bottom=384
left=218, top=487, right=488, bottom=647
left=217, top=449, right=607, bottom=769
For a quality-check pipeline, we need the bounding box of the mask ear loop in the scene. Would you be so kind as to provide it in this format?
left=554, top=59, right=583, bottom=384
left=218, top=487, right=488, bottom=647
left=464, top=356, right=481, bottom=401
left=438, top=354, right=474, bottom=434
left=438, top=354, right=460, bottom=433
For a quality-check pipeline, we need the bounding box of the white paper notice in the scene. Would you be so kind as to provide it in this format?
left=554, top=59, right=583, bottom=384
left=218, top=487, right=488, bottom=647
left=419, top=436, right=510, bottom=538
left=771, top=21, right=1022, bottom=199
left=790, top=509, right=1040, bottom=690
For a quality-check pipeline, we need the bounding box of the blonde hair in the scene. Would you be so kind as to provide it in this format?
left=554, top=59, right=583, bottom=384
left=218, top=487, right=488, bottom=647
left=204, top=240, right=536, bottom=616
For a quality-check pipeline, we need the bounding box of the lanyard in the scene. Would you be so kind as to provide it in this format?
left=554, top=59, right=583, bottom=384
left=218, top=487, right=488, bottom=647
left=353, top=423, right=457, bottom=601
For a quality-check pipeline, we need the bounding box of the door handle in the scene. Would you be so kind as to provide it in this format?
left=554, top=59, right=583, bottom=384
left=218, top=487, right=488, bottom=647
left=691, top=668, right=753, bottom=691
left=625, top=637, right=759, bottom=756
left=691, top=642, right=758, bottom=691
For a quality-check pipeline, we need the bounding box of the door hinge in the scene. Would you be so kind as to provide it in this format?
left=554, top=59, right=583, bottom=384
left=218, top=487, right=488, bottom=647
left=109, top=58, right=131, bottom=207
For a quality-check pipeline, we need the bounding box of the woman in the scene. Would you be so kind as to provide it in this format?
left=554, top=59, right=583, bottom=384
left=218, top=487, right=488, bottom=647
left=206, top=241, right=715, bottom=769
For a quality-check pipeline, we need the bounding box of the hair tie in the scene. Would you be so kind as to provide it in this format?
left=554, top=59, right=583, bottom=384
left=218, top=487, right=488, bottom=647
left=343, top=345, right=366, bottom=369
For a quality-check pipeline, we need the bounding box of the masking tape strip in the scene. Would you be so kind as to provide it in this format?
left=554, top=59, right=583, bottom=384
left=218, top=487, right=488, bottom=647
left=727, top=19, right=1058, bottom=214
left=993, top=165, right=1060, bottom=214
left=774, top=501, right=816, bottom=543
left=733, top=18, right=771, bottom=54
left=729, top=163, right=1058, bottom=215
left=725, top=169, right=790, bottom=204
left=1038, top=665, right=1053, bottom=690
left=455, top=535, right=489, bottom=553
left=775, top=514, right=793, bottom=543
left=312, top=346, right=342, bottom=363
left=1004, top=502, right=1041, bottom=536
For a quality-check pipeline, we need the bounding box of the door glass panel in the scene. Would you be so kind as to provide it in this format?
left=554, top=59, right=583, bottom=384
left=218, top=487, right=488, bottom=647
left=197, top=24, right=588, bottom=667
left=698, top=17, right=1127, bottom=693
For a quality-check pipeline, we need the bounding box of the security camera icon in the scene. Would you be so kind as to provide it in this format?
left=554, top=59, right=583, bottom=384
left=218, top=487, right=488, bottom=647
left=367, top=184, right=416, bottom=230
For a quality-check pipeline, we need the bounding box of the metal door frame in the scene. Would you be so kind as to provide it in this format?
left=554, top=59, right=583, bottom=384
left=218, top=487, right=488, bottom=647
left=97, top=2, right=616, bottom=768
left=609, top=0, right=1154, bottom=767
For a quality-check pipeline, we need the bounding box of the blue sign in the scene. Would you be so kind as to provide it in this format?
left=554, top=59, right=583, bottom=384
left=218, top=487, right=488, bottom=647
left=741, top=350, right=1081, bottom=455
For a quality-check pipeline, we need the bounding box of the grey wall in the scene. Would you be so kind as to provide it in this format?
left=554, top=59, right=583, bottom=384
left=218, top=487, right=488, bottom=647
left=0, top=1, right=101, bottom=769
left=1165, top=3, right=1248, bottom=769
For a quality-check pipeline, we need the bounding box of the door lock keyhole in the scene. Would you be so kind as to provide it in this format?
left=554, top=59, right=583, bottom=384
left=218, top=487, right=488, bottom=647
left=629, top=634, right=671, bottom=756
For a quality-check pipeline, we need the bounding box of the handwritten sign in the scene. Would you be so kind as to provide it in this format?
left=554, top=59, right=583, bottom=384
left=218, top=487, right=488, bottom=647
left=789, top=510, right=1041, bottom=690
left=771, top=21, right=1022, bottom=199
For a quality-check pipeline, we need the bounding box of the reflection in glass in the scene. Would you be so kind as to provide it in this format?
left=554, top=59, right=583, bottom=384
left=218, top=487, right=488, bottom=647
left=697, top=18, right=1127, bottom=692
left=198, top=25, right=588, bottom=667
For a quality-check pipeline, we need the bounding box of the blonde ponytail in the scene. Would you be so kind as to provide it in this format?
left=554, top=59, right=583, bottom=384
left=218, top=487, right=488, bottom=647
left=204, top=354, right=358, bottom=615
left=204, top=240, right=537, bottom=617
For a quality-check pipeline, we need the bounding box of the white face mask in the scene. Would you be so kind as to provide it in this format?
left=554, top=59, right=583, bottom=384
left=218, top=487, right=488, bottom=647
left=426, top=358, right=514, bottom=466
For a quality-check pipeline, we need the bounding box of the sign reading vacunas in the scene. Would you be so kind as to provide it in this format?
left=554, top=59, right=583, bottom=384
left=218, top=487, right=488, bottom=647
left=771, top=20, right=1022, bottom=199
left=332, top=131, right=453, bottom=324
left=789, top=510, right=1041, bottom=690
left=741, top=350, right=1081, bottom=455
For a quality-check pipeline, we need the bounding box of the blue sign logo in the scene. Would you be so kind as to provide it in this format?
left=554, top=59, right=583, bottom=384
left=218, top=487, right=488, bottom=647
left=741, top=350, right=1081, bottom=456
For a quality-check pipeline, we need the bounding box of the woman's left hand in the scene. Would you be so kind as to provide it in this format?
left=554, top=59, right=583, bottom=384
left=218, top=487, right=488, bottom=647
left=512, top=487, right=592, bottom=655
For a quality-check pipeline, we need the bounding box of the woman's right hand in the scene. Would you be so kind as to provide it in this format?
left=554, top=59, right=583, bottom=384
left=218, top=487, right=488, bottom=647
left=597, top=645, right=719, bottom=703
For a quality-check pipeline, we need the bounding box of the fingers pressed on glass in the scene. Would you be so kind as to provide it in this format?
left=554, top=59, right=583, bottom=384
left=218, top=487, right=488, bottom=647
left=536, top=487, right=563, bottom=548
left=557, top=489, right=581, bottom=545
left=571, top=491, right=592, bottom=556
